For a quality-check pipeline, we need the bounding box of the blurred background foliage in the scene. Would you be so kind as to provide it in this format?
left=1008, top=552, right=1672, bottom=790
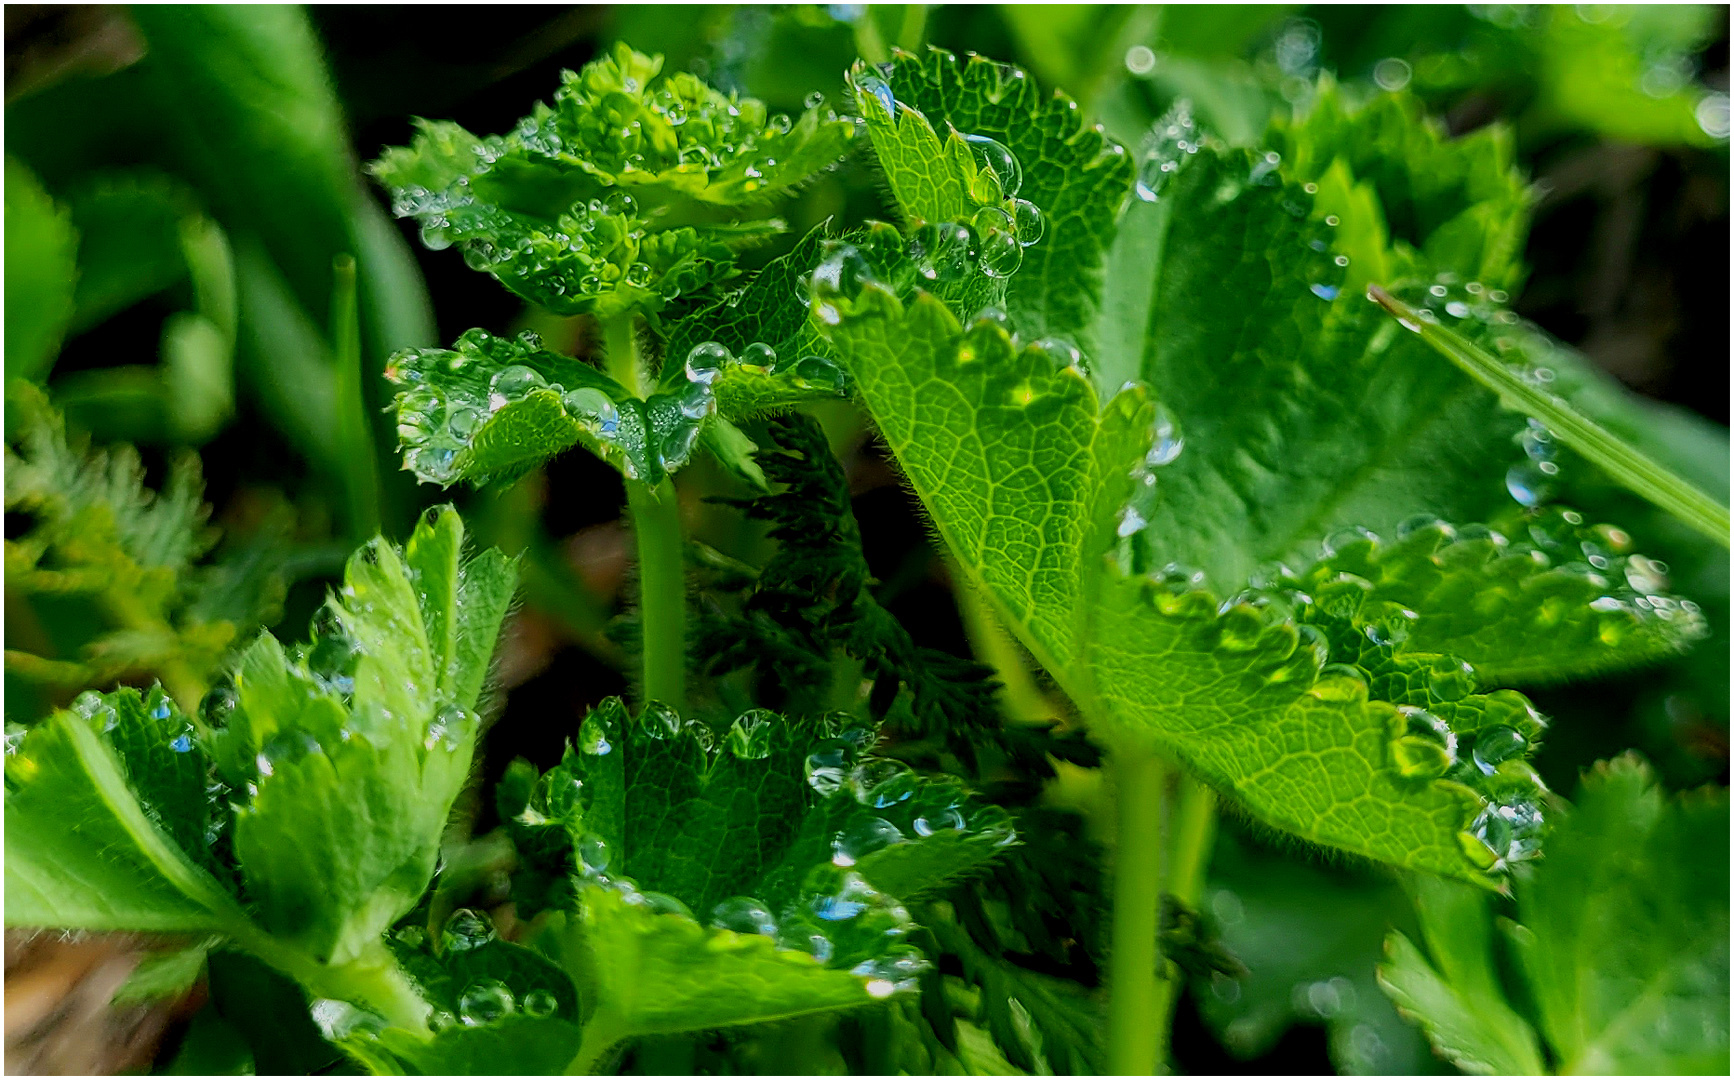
left=4, top=4, right=1727, bottom=1074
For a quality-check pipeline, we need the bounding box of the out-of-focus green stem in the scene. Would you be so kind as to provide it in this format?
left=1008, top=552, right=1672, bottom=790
left=1106, top=742, right=1167, bottom=1075
left=626, top=478, right=687, bottom=712
left=1150, top=771, right=1217, bottom=1056
left=852, top=9, right=890, bottom=64
left=331, top=255, right=380, bottom=542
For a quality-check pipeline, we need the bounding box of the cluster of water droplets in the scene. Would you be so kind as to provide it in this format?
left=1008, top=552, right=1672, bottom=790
left=682, top=340, right=850, bottom=397
left=1116, top=403, right=1186, bottom=543
left=1135, top=101, right=1202, bottom=202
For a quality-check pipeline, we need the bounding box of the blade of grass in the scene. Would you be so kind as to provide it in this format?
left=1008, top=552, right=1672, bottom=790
left=1369, top=285, right=1730, bottom=548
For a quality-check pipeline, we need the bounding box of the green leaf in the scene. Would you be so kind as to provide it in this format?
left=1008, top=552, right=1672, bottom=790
left=4, top=156, right=79, bottom=383
left=112, top=942, right=211, bottom=1006
left=62, top=169, right=199, bottom=334
left=222, top=507, right=516, bottom=965
left=387, top=327, right=714, bottom=487
left=1291, top=508, right=1708, bottom=687
left=822, top=280, right=1518, bottom=881
left=340, top=1014, right=586, bottom=1075
left=3, top=383, right=256, bottom=705
left=515, top=700, right=1015, bottom=1042
left=4, top=691, right=240, bottom=932
left=1380, top=754, right=1729, bottom=1075
left=1377, top=876, right=1546, bottom=1075
left=370, top=42, right=854, bottom=318
left=859, top=48, right=1134, bottom=355
left=1369, top=284, right=1731, bottom=547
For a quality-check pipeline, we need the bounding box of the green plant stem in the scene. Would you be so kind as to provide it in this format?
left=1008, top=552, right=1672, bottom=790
left=626, top=477, right=687, bottom=711
left=234, top=929, right=429, bottom=1032
left=603, top=312, right=645, bottom=397
left=1106, top=741, right=1168, bottom=1076
left=852, top=9, right=890, bottom=64
left=331, top=254, right=381, bottom=542
left=1369, top=284, right=1730, bottom=548
left=1150, top=772, right=1218, bottom=1046
left=566, top=1009, right=629, bottom=1075
left=895, top=4, right=928, bottom=51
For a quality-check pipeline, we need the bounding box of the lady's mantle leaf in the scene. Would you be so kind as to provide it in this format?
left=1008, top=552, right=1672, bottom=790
left=218, top=506, right=516, bottom=966
left=370, top=43, right=854, bottom=318
left=1380, top=755, right=1729, bottom=1075
left=518, top=699, right=1015, bottom=1041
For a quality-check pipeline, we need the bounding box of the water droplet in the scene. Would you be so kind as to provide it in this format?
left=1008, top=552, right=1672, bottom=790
left=1373, top=56, right=1412, bottom=91
left=443, top=908, right=496, bottom=952
left=711, top=896, right=778, bottom=937
left=1010, top=199, right=1044, bottom=246
left=563, top=388, right=620, bottom=437
left=1426, top=656, right=1476, bottom=702
left=446, top=407, right=481, bottom=440
left=1313, top=572, right=1373, bottom=620
left=804, top=90, right=826, bottom=110
left=659, top=422, right=702, bottom=468
left=849, top=759, right=915, bottom=806
left=685, top=341, right=730, bottom=385
left=857, top=74, right=897, bottom=117
left=963, top=133, right=1022, bottom=198
left=1146, top=404, right=1184, bottom=466
left=578, top=833, right=612, bottom=875
left=458, top=979, right=515, bottom=1025
left=973, top=206, right=1022, bottom=278
left=1361, top=603, right=1418, bottom=648
left=792, top=355, right=848, bottom=393
left=580, top=708, right=617, bottom=755
left=908, top=221, right=975, bottom=283
left=1462, top=800, right=1544, bottom=869
left=311, top=999, right=385, bottom=1041
left=805, top=750, right=849, bottom=797
left=1471, top=726, right=1527, bottom=774
left=1445, top=300, right=1470, bottom=318
left=810, top=872, right=878, bottom=920
left=1390, top=706, right=1456, bottom=780
left=1029, top=336, right=1082, bottom=373
left=1506, top=462, right=1555, bottom=507
left=1309, top=663, right=1369, bottom=703
left=522, top=988, right=559, bottom=1018
left=640, top=891, right=694, bottom=918
left=425, top=703, right=471, bottom=751
left=1125, top=44, right=1158, bottom=75
left=641, top=703, right=682, bottom=739
left=491, top=365, right=547, bottom=399
left=602, top=190, right=638, bottom=217
left=726, top=709, right=776, bottom=759
left=1214, top=605, right=1267, bottom=652
left=738, top=341, right=778, bottom=374
left=1310, top=283, right=1339, bottom=301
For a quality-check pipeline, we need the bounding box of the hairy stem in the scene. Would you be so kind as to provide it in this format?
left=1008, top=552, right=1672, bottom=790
left=236, top=930, right=429, bottom=1032
left=1370, top=284, right=1730, bottom=547
left=603, top=312, right=645, bottom=397
left=626, top=477, right=687, bottom=711
left=952, top=569, right=1054, bottom=725
left=1106, top=742, right=1168, bottom=1075
left=1150, top=771, right=1218, bottom=1049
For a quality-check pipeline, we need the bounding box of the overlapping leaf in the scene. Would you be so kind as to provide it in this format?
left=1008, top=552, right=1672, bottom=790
left=823, top=56, right=1708, bottom=881
left=371, top=43, right=854, bottom=319
left=1380, top=755, right=1729, bottom=1075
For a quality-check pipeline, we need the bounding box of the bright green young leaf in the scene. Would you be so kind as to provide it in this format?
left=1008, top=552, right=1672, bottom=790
left=4, top=156, right=79, bottom=383
left=1380, top=754, right=1729, bottom=1075
left=4, top=687, right=242, bottom=933
left=521, top=699, right=1013, bottom=1050
left=113, top=942, right=213, bottom=1006
left=222, top=506, right=515, bottom=966
left=371, top=43, right=854, bottom=318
